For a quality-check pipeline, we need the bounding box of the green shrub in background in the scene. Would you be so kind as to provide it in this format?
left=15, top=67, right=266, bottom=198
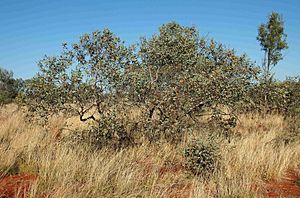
left=246, top=76, right=300, bottom=116
left=0, top=67, right=23, bottom=106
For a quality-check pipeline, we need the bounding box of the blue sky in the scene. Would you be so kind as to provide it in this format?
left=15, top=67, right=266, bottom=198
left=0, top=0, right=299, bottom=79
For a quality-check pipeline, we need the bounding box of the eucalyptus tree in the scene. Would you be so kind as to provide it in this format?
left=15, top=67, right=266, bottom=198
left=257, top=12, right=288, bottom=83
left=257, top=12, right=288, bottom=110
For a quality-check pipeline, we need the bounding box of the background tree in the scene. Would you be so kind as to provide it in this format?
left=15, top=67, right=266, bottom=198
left=257, top=12, right=288, bottom=111
left=0, top=67, right=23, bottom=106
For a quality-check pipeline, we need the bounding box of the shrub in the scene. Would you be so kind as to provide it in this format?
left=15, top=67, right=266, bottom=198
left=133, top=23, right=258, bottom=142
left=248, top=76, right=300, bottom=115
left=183, top=139, right=220, bottom=177
left=23, top=22, right=259, bottom=146
left=0, top=67, right=23, bottom=106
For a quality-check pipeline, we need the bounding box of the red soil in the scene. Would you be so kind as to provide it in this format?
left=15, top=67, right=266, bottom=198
left=0, top=174, right=37, bottom=198
left=263, top=169, right=300, bottom=197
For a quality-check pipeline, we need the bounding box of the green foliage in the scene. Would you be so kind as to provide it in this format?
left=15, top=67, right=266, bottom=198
left=183, top=139, right=219, bottom=177
left=23, top=22, right=259, bottom=146
left=283, top=77, right=300, bottom=116
left=139, top=22, right=199, bottom=86
left=257, top=12, right=288, bottom=68
left=131, top=23, right=258, bottom=142
left=0, top=67, right=23, bottom=106
left=249, top=76, right=300, bottom=116
left=138, top=23, right=258, bottom=113
left=195, top=40, right=258, bottom=111
left=23, top=29, right=137, bottom=121
left=257, top=12, right=288, bottom=111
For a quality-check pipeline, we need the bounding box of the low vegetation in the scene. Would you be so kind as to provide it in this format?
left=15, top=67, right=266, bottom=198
left=0, top=104, right=299, bottom=197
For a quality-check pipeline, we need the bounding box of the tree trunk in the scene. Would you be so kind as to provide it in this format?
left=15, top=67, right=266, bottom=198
left=264, top=49, right=271, bottom=114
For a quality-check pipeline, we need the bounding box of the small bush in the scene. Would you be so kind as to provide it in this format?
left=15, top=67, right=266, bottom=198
left=183, top=139, right=219, bottom=177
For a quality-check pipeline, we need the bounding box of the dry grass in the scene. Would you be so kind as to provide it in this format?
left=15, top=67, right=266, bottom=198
left=0, top=104, right=299, bottom=197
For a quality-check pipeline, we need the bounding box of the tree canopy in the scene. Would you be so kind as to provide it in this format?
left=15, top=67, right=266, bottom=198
left=257, top=12, right=288, bottom=82
left=0, top=67, right=23, bottom=105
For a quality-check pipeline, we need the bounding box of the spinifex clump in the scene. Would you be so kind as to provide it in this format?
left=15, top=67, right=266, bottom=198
left=184, top=139, right=219, bottom=177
